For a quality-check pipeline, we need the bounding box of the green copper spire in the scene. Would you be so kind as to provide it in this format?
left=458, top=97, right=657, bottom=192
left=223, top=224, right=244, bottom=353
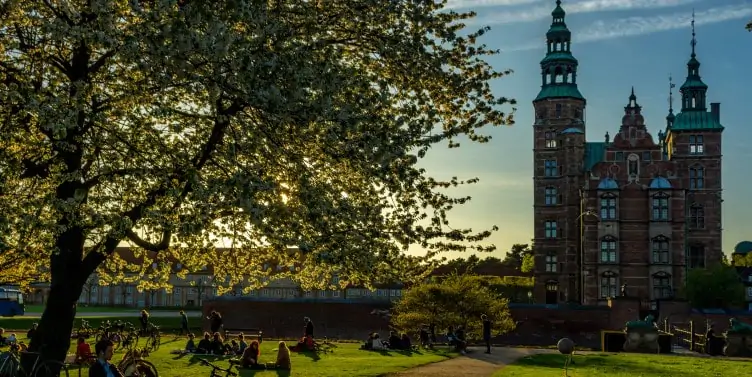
left=666, top=75, right=675, bottom=128
left=535, top=0, right=584, bottom=102
left=679, top=10, right=708, bottom=111
left=669, top=11, right=723, bottom=132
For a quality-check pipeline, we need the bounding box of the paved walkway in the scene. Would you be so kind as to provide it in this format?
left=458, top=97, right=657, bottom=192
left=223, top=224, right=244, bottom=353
left=386, top=347, right=555, bottom=377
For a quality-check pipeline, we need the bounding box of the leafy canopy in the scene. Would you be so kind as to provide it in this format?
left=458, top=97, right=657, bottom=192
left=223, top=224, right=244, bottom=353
left=0, top=1, right=515, bottom=292
left=685, top=263, right=746, bottom=309
left=391, top=274, right=515, bottom=338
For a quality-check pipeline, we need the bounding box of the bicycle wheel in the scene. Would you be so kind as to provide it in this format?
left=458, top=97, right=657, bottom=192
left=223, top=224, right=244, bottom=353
left=121, top=360, right=159, bottom=377
left=144, top=336, right=157, bottom=352
left=0, top=353, right=20, bottom=377
left=33, top=360, right=69, bottom=377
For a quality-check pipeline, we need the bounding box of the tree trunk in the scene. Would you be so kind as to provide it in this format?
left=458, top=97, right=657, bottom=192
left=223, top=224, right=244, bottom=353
left=23, top=281, right=81, bottom=376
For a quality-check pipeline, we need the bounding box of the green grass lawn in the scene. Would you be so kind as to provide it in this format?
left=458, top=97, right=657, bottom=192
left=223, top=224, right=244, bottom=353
left=494, top=353, right=750, bottom=377
left=0, top=336, right=454, bottom=377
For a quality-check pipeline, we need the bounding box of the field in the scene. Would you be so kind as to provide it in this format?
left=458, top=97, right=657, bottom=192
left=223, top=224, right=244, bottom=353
left=494, top=352, right=750, bottom=376
left=0, top=337, right=454, bottom=377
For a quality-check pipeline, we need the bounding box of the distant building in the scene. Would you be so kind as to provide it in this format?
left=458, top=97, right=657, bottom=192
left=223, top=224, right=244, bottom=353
left=532, top=2, right=723, bottom=305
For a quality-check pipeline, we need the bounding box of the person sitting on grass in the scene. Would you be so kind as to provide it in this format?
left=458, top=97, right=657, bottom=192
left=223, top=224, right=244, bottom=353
left=196, top=332, right=212, bottom=354
left=26, top=323, right=38, bottom=340
left=360, top=333, right=375, bottom=350
left=276, top=341, right=291, bottom=370
left=237, top=334, right=248, bottom=355
left=387, top=331, right=401, bottom=349
left=0, top=328, right=6, bottom=345
left=6, top=333, right=16, bottom=345
left=210, top=332, right=225, bottom=355
left=229, top=340, right=240, bottom=355
left=185, top=333, right=197, bottom=353
left=401, top=333, right=412, bottom=350
left=75, top=336, right=94, bottom=364
left=241, top=340, right=265, bottom=369
left=290, top=335, right=315, bottom=352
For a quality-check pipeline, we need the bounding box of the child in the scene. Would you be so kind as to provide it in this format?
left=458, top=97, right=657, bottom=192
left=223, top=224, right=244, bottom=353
left=185, top=333, right=196, bottom=353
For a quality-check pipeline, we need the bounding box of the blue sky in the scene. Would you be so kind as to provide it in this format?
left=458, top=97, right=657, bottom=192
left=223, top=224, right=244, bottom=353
left=418, top=0, right=752, bottom=259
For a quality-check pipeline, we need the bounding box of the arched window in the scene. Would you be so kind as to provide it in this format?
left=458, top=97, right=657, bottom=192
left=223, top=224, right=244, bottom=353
left=600, top=236, right=617, bottom=263
left=627, top=153, right=639, bottom=176
left=689, top=166, right=704, bottom=189
left=600, top=193, right=617, bottom=220
left=652, top=272, right=672, bottom=299
left=651, top=192, right=669, bottom=221
left=600, top=271, right=618, bottom=298
left=555, top=103, right=562, bottom=118
left=651, top=236, right=670, bottom=264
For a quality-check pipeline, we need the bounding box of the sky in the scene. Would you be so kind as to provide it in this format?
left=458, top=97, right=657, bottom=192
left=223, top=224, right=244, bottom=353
left=417, top=0, right=752, bottom=260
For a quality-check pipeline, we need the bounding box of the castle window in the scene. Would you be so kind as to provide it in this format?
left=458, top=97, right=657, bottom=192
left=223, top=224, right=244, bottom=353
left=689, top=166, right=704, bottom=189
left=544, top=220, right=557, bottom=239
left=544, top=187, right=558, bottom=205
left=651, top=236, right=670, bottom=264
left=689, top=135, right=704, bottom=154
left=600, top=237, right=617, bottom=263
left=627, top=154, right=639, bottom=176
left=689, top=204, right=705, bottom=229
left=544, top=159, right=558, bottom=177
left=652, top=272, right=672, bottom=299
left=545, top=131, right=557, bottom=148
left=555, top=103, right=562, bottom=118
left=574, top=108, right=581, bottom=120
left=688, top=244, right=705, bottom=269
left=615, top=152, right=624, bottom=161
left=651, top=192, right=669, bottom=221
left=643, top=151, right=651, bottom=161
left=600, top=271, right=618, bottom=298
left=545, top=253, right=557, bottom=272
left=599, top=194, right=617, bottom=220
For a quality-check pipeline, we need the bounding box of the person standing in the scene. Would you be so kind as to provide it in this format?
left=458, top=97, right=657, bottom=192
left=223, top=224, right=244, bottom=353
left=482, top=314, right=492, bottom=354
left=304, top=317, right=314, bottom=338
left=179, top=310, right=190, bottom=335
left=208, top=310, right=223, bottom=334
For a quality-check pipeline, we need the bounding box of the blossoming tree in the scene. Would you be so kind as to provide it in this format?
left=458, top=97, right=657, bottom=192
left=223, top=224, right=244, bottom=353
left=0, top=0, right=515, bottom=364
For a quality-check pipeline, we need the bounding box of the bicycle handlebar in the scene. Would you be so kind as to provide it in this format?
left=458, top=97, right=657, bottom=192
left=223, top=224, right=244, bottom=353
left=198, top=359, right=237, bottom=376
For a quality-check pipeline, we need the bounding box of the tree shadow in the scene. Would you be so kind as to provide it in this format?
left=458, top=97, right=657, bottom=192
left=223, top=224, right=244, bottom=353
left=187, top=354, right=229, bottom=366
left=297, top=350, right=321, bottom=362
left=510, top=353, right=684, bottom=376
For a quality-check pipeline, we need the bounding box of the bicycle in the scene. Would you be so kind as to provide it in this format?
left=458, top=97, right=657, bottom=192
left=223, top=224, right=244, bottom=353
left=197, top=359, right=237, bottom=377
left=143, top=324, right=161, bottom=353
left=0, top=348, right=69, bottom=377
left=117, top=348, right=158, bottom=377
left=313, top=338, right=337, bottom=354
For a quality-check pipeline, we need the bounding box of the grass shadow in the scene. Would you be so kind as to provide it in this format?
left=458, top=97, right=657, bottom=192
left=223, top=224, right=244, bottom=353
left=511, top=353, right=690, bottom=376
left=297, top=350, right=321, bottom=362
left=187, top=354, right=230, bottom=366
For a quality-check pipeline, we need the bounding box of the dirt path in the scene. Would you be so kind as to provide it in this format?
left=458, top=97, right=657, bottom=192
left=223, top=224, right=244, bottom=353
left=385, top=347, right=555, bottom=377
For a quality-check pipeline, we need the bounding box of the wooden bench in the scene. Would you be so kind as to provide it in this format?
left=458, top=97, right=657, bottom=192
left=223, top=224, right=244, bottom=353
left=223, top=328, right=263, bottom=343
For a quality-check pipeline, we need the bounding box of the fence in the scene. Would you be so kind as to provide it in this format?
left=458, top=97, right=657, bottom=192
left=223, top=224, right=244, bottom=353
left=666, top=319, right=708, bottom=353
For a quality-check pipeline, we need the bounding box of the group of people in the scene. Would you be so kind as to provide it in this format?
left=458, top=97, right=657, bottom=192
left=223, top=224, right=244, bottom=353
left=361, top=331, right=413, bottom=351
left=0, top=325, right=39, bottom=352
left=416, top=314, right=494, bottom=354
left=174, top=331, right=290, bottom=370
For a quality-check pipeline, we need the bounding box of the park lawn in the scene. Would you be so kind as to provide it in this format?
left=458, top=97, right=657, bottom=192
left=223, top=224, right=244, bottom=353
left=24, top=337, right=452, bottom=377
left=24, top=305, right=198, bottom=313
left=493, top=352, right=749, bottom=377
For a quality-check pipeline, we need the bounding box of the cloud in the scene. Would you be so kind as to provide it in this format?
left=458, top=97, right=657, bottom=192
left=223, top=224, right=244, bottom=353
left=472, top=0, right=702, bottom=25
left=505, top=3, right=752, bottom=51
left=577, top=4, right=752, bottom=42
left=444, top=0, right=539, bottom=10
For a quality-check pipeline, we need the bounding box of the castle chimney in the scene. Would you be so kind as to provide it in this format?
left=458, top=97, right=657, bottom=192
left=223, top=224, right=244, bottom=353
left=710, top=103, right=720, bottom=123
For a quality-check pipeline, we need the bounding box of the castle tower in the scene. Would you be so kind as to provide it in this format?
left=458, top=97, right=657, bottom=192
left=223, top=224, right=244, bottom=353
left=663, top=13, right=724, bottom=272
left=532, top=0, right=587, bottom=304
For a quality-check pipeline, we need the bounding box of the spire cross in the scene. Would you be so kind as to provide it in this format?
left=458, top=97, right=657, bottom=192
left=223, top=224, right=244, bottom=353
left=669, top=75, right=675, bottom=111
left=690, top=9, right=697, bottom=57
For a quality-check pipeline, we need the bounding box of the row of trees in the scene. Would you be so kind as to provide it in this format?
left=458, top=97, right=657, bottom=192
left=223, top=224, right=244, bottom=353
left=442, top=243, right=533, bottom=274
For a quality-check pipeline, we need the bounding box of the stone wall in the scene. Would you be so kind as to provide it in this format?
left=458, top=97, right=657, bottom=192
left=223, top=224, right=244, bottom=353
left=202, top=298, right=752, bottom=347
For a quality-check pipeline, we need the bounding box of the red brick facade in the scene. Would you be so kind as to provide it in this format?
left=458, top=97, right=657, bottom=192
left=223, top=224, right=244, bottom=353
left=531, top=3, right=723, bottom=306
